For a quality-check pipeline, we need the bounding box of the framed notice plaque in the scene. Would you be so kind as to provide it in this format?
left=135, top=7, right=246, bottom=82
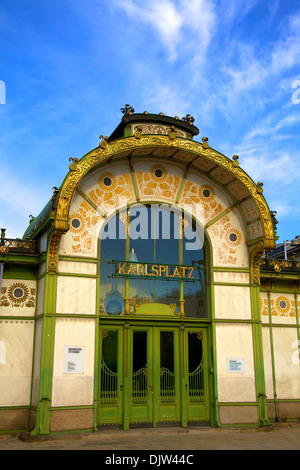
left=226, top=358, right=245, bottom=373
left=64, top=346, right=84, bottom=374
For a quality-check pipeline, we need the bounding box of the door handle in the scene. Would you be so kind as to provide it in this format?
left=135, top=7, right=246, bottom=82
left=120, top=385, right=123, bottom=391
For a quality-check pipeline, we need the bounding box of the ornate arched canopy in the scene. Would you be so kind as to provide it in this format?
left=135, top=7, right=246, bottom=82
left=23, top=111, right=276, bottom=283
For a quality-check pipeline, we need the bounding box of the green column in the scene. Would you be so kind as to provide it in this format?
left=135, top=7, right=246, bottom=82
left=180, top=324, right=188, bottom=427
left=31, top=271, right=57, bottom=436
left=267, top=286, right=279, bottom=422
left=122, top=322, right=130, bottom=429
left=251, top=284, right=270, bottom=426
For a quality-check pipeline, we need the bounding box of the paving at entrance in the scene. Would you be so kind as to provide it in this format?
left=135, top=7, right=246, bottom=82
left=1, top=423, right=300, bottom=451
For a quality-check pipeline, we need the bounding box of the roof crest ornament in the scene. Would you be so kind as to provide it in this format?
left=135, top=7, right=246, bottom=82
left=182, top=114, right=195, bottom=124
left=121, top=104, right=135, bottom=115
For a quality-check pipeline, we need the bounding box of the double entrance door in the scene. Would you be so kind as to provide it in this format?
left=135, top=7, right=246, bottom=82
left=97, top=322, right=209, bottom=428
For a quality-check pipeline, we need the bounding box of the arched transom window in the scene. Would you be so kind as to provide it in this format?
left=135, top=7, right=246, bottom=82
left=99, top=204, right=206, bottom=318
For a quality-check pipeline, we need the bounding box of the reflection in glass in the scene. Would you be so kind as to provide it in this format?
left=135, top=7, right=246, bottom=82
left=99, top=205, right=207, bottom=318
left=100, top=213, right=126, bottom=315
left=183, top=225, right=206, bottom=318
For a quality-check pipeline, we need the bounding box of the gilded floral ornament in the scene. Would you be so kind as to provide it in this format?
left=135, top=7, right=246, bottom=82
left=232, top=155, right=239, bottom=167
left=168, top=126, right=177, bottom=140
left=69, top=157, right=79, bottom=171
left=257, top=182, right=264, bottom=194
left=99, top=135, right=109, bottom=149
left=134, top=127, right=142, bottom=139
left=202, top=137, right=209, bottom=149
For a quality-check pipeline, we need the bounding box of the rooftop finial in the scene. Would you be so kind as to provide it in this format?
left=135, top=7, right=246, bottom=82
left=182, top=114, right=195, bottom=124
left=121, top=104, right=135, bottom=115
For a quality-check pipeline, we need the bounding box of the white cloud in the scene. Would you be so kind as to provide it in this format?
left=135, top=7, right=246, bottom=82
left=222, top=11, right=300, bottom=94
left=245, top=113, right=300, bottom=140
left=115, top=0, right=216, bottom=62
left=147, top=84, right=191, bottom=117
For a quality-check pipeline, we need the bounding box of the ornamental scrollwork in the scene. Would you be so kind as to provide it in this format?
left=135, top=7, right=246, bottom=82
left=0, top=239, right=37, bottom=254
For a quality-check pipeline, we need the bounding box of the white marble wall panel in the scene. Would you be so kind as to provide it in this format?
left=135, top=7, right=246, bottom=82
left=0, top=320, right=34, bottom=406
left=51, top=318, right=95, bottom=406
left=31, top=318, right=43, bottom=406
left=214, top=271, right=250, bottom=284
left=214, top=285, right=252, bottom=320
left=36, top=277, right=45, bottom=316
left=56, top=276, right=96, bottom=315
left=215, top=324, right=256, bottom=402
left=262, top=327, right=274, bottom=399
left=273, top=328, right=300, bottom=399
left=58, top=261, right=97, bottom=275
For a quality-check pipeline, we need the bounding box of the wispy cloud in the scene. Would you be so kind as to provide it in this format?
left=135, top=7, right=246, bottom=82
left=115, top=0, right=216, bottom=63
left=222, top=11, right=300, bottom=94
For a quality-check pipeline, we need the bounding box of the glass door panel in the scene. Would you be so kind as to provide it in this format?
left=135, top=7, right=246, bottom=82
left=98, top=324, right=209, bottom=428
left=132, top=331, right=148, bottom=404
left=186, top=329, right=209, bottom=422
left=160, top=331, right=175, bottom=404
left=188, top=332, right=204, bottom=403
left=129, top=328, right=153, bottom=425
left=157, top=329, right=180, bottom=424
left=98, top=327, right=123, bottom=425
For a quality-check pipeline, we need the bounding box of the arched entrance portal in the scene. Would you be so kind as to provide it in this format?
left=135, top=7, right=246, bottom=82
left=97, top=205, right=210, bottom=428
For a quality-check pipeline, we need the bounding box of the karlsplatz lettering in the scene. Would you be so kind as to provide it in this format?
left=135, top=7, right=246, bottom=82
left=115, top=262, right=195, bottom=280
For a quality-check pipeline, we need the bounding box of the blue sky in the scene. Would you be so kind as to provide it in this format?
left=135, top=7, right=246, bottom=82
left=0, top=0, right=299, bottom=243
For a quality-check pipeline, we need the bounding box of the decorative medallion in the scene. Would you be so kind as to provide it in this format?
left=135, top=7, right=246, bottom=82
left=0, top=282, right=36, bottom=308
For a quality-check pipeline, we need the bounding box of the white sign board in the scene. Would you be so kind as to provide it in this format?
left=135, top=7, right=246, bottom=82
left=226, top=358, right=245, bottom=373
left=64, top=346, right=84, bottom=374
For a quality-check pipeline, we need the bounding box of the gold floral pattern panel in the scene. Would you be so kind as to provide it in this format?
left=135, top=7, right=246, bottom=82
left=260, top=292, right=269, bottom=323
left=82, top=162, right=136, bottom=215
left=133, top=160, right=184, bottom=203
left=206, top=209, right=248, bottom=267
left=59, top=191, right=103, bottom=258
left=0, top=280, right=36, bottom=316
left=59, top=163, right=136, bottom=257
left=179, top=171, right=232, bottom=226
left=260, top=293, right=297, bottom=325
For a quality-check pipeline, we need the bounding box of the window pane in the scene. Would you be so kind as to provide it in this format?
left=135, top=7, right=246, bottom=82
left=183, top=225, right=206, bottom=318
left=100, top=213, right=126, bottom=315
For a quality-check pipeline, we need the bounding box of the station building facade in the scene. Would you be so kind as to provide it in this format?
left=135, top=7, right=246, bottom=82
left=0, top=108, right=300, bottom=435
